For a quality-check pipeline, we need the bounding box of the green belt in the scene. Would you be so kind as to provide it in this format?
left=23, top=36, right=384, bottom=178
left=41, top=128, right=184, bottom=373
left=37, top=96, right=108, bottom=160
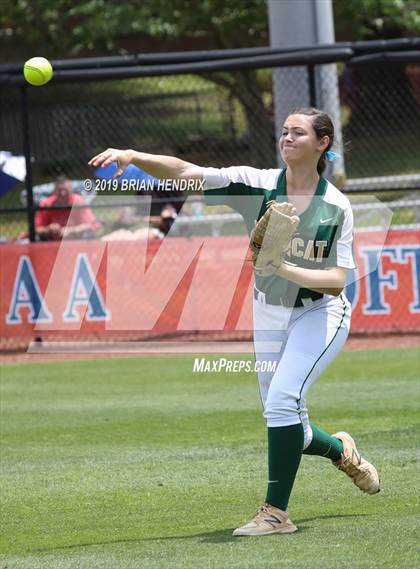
left=253, top=287, right=323, bottom=308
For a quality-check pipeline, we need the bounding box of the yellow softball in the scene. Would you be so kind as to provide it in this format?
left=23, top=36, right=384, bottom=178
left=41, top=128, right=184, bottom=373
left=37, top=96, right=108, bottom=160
left=23, top=57, right=53, bottom=86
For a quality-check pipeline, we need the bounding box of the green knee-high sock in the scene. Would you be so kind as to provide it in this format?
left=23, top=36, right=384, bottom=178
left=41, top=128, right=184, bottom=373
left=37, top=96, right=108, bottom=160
left=265, top=423, right=304, bottom=511
left=303, top=423, right=344, bottom=461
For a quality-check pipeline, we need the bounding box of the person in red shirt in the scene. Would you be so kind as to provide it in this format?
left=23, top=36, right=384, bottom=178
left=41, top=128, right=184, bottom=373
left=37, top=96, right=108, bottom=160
left=35, top=176, right=99, bottom=240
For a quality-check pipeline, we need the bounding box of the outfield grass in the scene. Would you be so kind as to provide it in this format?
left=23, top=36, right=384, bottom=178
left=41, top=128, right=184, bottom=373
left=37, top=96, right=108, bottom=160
left=0, top=348, right=419, bottom=569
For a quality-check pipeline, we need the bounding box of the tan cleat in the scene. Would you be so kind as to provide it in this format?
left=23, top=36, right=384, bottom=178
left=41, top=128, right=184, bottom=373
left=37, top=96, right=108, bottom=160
left=332, top=431, right=380, bottom=495
left=232, top=503, right=297, bottom=536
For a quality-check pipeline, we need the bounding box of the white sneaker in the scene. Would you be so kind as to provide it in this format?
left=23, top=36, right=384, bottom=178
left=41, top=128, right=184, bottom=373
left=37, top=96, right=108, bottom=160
left=232, top=503, right=297, bottom=536
left=332, top=431, right=380, bottom=495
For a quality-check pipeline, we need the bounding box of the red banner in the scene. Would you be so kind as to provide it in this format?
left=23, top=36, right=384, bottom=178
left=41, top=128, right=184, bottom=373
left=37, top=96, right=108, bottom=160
left=348, top=229, right=420, bottom=332
left=0, top=228, right=419, bottom=340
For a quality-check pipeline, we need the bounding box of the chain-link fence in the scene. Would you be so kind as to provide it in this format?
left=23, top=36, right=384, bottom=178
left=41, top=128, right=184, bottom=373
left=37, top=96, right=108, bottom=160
left=0, top=42, right=419, bottom=349
left=1, top=42, right=419, bottom=240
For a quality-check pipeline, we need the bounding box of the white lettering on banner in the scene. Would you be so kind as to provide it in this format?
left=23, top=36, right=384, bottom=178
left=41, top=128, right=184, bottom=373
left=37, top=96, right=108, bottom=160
left=6, top=256, right=52, bottom=324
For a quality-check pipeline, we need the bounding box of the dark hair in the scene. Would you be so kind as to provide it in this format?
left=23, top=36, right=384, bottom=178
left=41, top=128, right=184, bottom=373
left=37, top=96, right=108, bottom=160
left=55, top=174, right=71, bottom=183
left=287, top=107, right=334, bottom=175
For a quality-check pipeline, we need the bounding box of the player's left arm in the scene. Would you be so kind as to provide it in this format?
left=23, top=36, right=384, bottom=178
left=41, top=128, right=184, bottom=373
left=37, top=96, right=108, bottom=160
left=274, top=264, right=347, bottom=297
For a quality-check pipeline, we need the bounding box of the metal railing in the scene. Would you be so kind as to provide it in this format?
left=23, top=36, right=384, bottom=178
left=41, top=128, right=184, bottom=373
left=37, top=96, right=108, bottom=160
left=0, top=38, right=419, bottom=241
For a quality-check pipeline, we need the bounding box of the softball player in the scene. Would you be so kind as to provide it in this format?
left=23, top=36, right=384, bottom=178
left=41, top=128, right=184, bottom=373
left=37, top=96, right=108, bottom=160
left=89, top=107, right=380, bottom=537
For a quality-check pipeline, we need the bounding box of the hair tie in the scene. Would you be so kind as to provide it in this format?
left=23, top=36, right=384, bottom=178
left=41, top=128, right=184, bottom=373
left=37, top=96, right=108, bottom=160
left=326, top=150, right=340, bottom=162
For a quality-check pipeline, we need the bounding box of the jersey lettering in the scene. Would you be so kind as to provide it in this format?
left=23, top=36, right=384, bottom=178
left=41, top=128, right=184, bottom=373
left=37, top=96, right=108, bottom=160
left=288, top=238, right=329, bottom=263
left=304, top=241, right=316, bottom=262
left=315, top=241, right=328, bottom=262
left=290, top=237, right=304, bottom=258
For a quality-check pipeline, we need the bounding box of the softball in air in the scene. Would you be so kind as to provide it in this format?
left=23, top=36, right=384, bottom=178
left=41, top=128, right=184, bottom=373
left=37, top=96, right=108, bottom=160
left=23, top=57, right=53, bottom=86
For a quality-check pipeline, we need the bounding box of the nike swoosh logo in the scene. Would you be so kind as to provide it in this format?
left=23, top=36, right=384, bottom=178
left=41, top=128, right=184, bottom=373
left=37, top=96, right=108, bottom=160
left=320, top=217, right=334, bottom=223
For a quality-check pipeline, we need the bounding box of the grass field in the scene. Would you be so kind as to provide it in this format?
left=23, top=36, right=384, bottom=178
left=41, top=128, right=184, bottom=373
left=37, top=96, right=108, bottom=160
left=1, top=348, right=419, bottom=569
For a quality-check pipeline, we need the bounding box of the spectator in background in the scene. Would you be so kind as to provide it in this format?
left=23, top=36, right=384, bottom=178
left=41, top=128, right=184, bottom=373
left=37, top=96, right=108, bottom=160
left=149, top=203, right=177, bottom=239
left=101, top=203, right=178, bottom=241
left=35, top=175, right=100, bottom=240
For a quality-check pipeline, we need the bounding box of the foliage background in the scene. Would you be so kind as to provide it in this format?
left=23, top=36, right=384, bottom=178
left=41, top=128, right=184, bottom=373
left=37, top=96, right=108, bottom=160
left=0, top=0, right=419, bottom=62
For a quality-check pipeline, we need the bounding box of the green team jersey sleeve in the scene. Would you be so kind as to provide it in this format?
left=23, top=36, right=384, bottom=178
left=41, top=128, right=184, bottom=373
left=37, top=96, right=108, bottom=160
left=201, top=166, right=282, bottom=232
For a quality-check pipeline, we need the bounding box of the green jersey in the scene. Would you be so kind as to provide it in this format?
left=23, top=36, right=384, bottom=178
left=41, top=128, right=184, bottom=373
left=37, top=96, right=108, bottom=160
left=203, top=166, right=356, bottom=305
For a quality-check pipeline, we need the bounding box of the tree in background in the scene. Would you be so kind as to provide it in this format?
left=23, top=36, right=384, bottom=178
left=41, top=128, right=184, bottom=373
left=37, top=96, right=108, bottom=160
left=2, top=0, right=419, bottom=58
left=333, top=0, right=420, bottom=40
left=1, top=0, right=419, bottom=168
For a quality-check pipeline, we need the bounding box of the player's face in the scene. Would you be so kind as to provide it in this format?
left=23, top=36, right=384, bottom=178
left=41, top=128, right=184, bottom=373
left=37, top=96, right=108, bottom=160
left=279, top=114, right=328, bottom=166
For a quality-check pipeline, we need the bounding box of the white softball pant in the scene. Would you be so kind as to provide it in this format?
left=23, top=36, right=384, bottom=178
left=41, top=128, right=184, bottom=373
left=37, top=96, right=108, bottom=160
left=253, top=290, right=351, bottom=449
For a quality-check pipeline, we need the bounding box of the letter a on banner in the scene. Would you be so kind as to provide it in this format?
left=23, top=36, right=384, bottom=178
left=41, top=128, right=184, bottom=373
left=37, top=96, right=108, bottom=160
left=6, top=256, right=52, bottom=324
left=63, top=253, right=110, bottom=322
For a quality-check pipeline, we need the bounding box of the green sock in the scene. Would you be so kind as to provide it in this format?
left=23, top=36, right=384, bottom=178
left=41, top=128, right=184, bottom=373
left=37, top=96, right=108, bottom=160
left=265, top=423, right=304, bottom=511
left=303, top=423, right=344, bottom=461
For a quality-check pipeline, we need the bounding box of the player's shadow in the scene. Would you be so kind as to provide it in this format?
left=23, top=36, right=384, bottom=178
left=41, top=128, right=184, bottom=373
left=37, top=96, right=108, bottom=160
left=31, top=530, right=237, bottom=552
left=30, top=514, right=368, bottom=553
left=197, top=528, right=299, bottom=542
left=291, top=512, right=369, bottom=532
left=196, top=513, right=370, bottom=542
left=295, top=513, right=369, bottom=524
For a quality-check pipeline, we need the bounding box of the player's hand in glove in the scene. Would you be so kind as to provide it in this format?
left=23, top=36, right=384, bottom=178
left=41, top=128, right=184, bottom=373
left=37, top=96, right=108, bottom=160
left=88, top=148, right=132, bottom=178
left=250, top=201, right=300, bottom=277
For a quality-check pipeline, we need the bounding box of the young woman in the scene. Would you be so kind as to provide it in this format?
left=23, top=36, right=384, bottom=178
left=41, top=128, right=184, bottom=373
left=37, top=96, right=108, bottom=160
left=89, top=107, right=380, bottom=536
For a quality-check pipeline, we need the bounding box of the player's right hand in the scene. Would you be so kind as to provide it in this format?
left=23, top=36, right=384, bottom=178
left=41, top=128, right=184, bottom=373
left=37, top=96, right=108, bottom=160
left=88, top=148, right=132, bottom=179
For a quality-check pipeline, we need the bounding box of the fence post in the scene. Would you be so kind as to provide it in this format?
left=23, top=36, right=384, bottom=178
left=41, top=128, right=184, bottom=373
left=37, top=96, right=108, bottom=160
left=21, top=84, right=35, bottom=242
left=308, top=64, right=317, bottom=107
